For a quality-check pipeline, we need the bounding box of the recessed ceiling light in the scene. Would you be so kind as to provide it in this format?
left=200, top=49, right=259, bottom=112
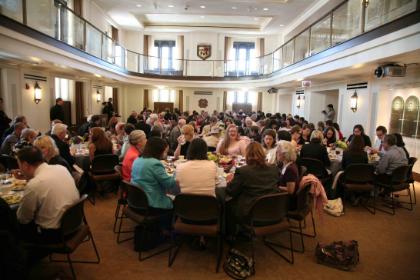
left=200, top=5, right=206, bottom=9
left=232, top=6, right=237, bottom=10
left=263, top=8, right=269, bottom=11
left=279, top=24, right=284, bottom=27
left=94, top=74, right=102, bottom=78
left=200, top=15, right=205, bottom=18
left=136, top=4, right=142, bottom=7
left=168, top=5, right=174, bottom=8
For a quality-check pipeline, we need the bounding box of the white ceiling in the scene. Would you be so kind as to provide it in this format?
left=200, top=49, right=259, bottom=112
left=94, top=0, right=317, bottom=33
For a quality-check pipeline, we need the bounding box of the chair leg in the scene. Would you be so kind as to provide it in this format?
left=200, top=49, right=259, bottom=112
left=168, top=236, right=183, bottom=267
left=67, top=253, right=76, bottom=280
left=113, top=203, right=122, bottom=233
left=89, top=233, right=101, bottom=264
left=298, top=221, right=304, bottom=253
left=377, top=191, right=398, bottom=215
left=412, top=183, right=417, bottom=205
left=116, top=215, right=134, bottom=244
left=264, top=231, right=294, bottom=264
left=216, top=235, right=223, bottom=273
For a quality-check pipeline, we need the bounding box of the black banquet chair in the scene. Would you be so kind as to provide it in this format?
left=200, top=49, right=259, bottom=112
left=88, top=154, right=121, bottom=203
left=299, top=158, right=331, bottom=186
left=287, top=182, right=316, bottom=253
left=376, top=165, right=412, bottom=215
left=23, top=194, right=100, bottom=279
left=342, top=164, right=376, bottom=214
left=116, top=181, right=170, bottom=261
left=249, top=193, right=294, bottom=264
left=168, top=193, right=223, bottom=272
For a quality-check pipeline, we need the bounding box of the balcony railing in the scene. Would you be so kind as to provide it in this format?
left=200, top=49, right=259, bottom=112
left=0, top=0, right=418, bottom=78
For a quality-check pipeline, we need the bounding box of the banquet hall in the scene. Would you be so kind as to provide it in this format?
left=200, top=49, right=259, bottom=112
left=0, top=0, right=420, bottom=279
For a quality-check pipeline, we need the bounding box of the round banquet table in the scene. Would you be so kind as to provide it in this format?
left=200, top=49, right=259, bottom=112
left=0, top=178, right=25, bottom=210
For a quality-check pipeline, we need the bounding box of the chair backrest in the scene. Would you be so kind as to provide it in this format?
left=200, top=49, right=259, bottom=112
left=344, top=164, right=375, bottom=183
left=0, top=155, right=19, bottom=170
left=91, top=154, right=119, bottom=174
left=408, top=157, right=417, bottom=166
left=408, top=157, right=417, bottom=180
left=173, top=193, right=220, bottom=223
left=391, top=165, right=410, bottom=184
left=124, top=181, right=149, bottom=211
left=299, top=165, right=308, bottom=178
left=61, top=194, right=88, bottom=237
left=299, top=157, right=328, bottom=178
left=250, top=192, right=289, bottom=225
left=294, top=183, right=313, bottom=213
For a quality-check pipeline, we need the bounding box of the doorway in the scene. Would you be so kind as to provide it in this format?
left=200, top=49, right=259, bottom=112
left=309, top=90, right=339, bottom=123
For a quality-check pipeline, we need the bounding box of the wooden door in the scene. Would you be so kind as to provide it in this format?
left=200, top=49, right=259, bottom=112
left=154, top=102, right=174, bottom=113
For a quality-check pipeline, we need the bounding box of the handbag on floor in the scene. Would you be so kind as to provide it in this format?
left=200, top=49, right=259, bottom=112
left=315, top=240, right=359, bottom=271
left=223, top=248, right=255, bottom=280
left=323, top=198, right=344, bottom=217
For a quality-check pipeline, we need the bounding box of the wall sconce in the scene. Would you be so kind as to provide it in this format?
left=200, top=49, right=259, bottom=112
left=296, top=94, right=304, bottom=109
left=34, top=82, right=42, bottom=104
left=96, top=90, right=102, bottom=103
left=350, top=90, right=358, bottom=112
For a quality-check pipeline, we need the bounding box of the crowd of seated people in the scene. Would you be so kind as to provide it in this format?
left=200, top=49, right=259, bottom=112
left=0, top=106, right=414, bottom=277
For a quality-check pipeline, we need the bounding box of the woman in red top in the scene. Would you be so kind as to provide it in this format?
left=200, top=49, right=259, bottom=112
left=122, top=130, right=147, bottom=181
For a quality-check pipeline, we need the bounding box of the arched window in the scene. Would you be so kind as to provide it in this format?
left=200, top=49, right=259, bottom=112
left=402, top=96, right=419, bottom=137
left=390, top=96, right=404, bottom=134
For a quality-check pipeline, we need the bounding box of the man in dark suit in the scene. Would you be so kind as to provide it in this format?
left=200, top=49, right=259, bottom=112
left=51, top=123, right=75, bottom=166
left=50, top=98, right=65, bottom=122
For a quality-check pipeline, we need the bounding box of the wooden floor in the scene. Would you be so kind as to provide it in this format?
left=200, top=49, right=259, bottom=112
left=30, top=184, right=420, bottom=280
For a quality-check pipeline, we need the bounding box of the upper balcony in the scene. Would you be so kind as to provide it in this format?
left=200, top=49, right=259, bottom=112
left=0, top=0, right=419, bottom=82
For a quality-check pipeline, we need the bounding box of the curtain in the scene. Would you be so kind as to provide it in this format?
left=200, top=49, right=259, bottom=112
left=223, top=91, right=227, bottom=112
left=178, top=90, right=183, bottom=112
left=75, top=81, right=84, bottom=126
left=175, top=35, right=184, bottom=70
left=143, top=89, right=149, bottom=109
left=143, top=35, right=149, bottom=70
left=257, top=92, right=263, bottom=112
left=225, top=37, right=233, bottom=72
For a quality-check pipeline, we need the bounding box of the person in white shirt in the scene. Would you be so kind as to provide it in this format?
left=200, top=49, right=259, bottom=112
left=175, top=138, right=217, bottom=197
left=16, top=147, right=79, bottom=257
left=372, top=126, right=387, bottom=154
left=261, top=129, right=277, bottom=164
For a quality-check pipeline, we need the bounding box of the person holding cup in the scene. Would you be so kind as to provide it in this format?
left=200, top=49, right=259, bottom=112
left=174, top=124, right=195, bottom=159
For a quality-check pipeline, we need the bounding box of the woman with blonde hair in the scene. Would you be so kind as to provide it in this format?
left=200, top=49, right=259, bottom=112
left=88, top=127, right=113, bottom=161
left=276, top=141, right=300, bottom=210
left=33, top=135, right=72, bottom=173
left=226, top=142, right=279, bottom=233
left=300, top=129, right=330, bottom=167
left=174, top=124, right=195, bottom=159
left=216, top=124, right=248, bottom=157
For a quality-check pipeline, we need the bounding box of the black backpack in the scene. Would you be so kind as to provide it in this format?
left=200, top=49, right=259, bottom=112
left=315, top=240, right=359, bottom=271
